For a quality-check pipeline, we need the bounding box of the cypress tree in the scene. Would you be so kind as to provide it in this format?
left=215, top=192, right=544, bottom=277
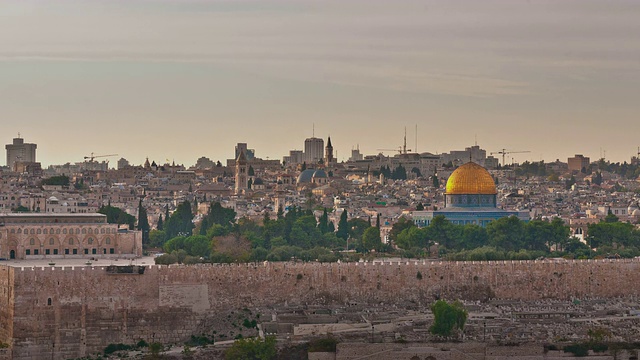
left=137, top=199, right=151, bottom=244
left=318, top=208, right=329, bottom=233
left=376, top=213, right=381, bottom=229
left=327, top=221, right=335, bottom=233
left=337, top=209, right=349, bottom=240
left=157, top=215, right=163, bottom=231
left=277, top=205, right=284, bottom=220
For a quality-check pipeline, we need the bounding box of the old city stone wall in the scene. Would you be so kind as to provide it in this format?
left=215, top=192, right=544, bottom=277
left=2, top=258, right=640, bottom=359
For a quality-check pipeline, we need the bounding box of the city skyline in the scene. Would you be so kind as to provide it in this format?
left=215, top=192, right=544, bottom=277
left=2, top=0, right=640, bottom=166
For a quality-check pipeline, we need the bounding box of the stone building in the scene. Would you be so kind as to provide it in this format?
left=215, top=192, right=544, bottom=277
left=568, top=154, right=590, bottom=172
left=5, top=137, right=37, bottom=170
left=0, top=213, right=142, bottom=260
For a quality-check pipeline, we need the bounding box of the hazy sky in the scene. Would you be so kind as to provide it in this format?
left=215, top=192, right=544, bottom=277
left=1, top=0, right=639, bottom=167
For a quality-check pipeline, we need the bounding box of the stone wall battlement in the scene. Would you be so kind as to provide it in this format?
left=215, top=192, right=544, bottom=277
left=10, top=257, right=640, bottom=273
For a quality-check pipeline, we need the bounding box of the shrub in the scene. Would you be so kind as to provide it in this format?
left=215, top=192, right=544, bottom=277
left=563, top=343, right=589, bottom=357
left=104, top=343, right=133, bottom=355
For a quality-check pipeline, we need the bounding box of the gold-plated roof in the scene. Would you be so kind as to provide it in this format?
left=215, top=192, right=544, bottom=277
left=445, top=162, right=497, bottom=195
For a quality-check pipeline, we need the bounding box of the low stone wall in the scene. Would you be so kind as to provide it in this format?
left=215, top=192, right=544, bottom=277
left=1, top=258, right=640, bottom=359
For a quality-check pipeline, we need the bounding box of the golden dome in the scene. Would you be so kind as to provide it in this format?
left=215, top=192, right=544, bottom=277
left=445, top=162, right=497, bottom=195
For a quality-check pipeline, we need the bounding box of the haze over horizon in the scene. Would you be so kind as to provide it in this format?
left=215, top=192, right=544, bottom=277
left=1, top=0, right=639, bottom=167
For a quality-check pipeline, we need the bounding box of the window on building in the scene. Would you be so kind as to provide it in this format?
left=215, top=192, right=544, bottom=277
left=110, top=248, right=115, bottom=254
left=103, top=248, right=106, bottom=254
left=17, top=228, right=22, bottom=234
left=53, top=249, right=58, bottom=255
left=30, top=238, right=35, bottom=245
left=84, top=249, right=88, bottom=255
left=45, top=249, right=50, bottom=255
left=34, top=249, right=39, bottom=255
left=82, top=228, right=86, bottom=234
left=37, top=229, right=41, bottom=234
left=105, top=238, right=111, bottom=245
left=26, top=249, right=31, bottom=255
left=63, top=229, right=67, bottom=234
left=49, top=238, right=54, bottom=245
left=88, top=238, right=93, bottom=244
left=43, top=229, right=48, bottom=235
left=92, top=249, right=97, bottom=255
left=69, top=238, right=74, bottom=245
left=101, top=228, right=105, bottom=234
left=47, top=298, right=52, bottom=306
left=56, top=229, right=60, bottom=234
left=65, top=249, right=69, bottom=255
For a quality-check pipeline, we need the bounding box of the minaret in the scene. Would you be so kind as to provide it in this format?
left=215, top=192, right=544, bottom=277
left=325, top=136, right=334, bottom=164
left=235, top=150, right=248, bottom=195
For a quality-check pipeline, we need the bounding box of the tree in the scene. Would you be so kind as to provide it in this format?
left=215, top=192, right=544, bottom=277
left=327, top=221, right=335, bottom=234
left=395, top=226, right=429, bottom=250
left=460, top=225, right=488, bottom=250
left=389, top=216, right=415, bottom=244
left=164, top=201, right=195, bottom=240
left=487, top=216, right=526, bottom=252
left=432, top=175, right=440, bottom=188
left=376, top=213, right=381, bottom=229
left=157, top=215, right=164, bottom=231
left=137, top=199, right=151, bottom=244
left=224, top=336, right=277, bottom=360
left=276, top=205, right=284, bottom=220
left=98, top=205, right=136, bottom=230
left=426, top=215, right=461, bottom=250
left=248, top=165, right=255, bottom=177
left=41, top=175, right=70, bottom=187
left=416, top=203, right=424, bottom=211
left=149, top=230, right=166, bottom=248
left=318, top=208, right=329, bottom=234
left=429, top=300, right=468, bottom=338
left=392, top=164, right=407, bottom=180
left=593, top=171, right=603, bottom=185
left=336, top=209, right=349, bottom=240
left=362, top=227, right=381, bottom=252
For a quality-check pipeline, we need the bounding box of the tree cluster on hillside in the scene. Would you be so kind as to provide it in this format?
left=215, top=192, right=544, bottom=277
left=151, top=201, right=392, bottom=265
left=149, top=200, right=640, bottom=265
left=41, top=175, right=70, bottom=187
left=392, top=213, right=640, bottom=260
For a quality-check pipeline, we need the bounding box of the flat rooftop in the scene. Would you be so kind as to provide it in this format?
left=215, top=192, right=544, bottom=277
left=0, top=213, right=106, bottom=217
left=0, top=256, right=155, bottom=268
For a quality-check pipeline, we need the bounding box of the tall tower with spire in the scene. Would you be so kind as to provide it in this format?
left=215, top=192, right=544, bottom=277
left=325, top=136, right=334, bottom=164
left=235, top=150, right=248, bottom=195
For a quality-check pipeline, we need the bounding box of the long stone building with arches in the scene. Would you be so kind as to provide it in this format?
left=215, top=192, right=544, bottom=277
left=0, top=213, right=142, bottom=260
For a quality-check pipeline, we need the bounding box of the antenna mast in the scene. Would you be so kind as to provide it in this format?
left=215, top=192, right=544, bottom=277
left=403, top=127, right=407, bottom=155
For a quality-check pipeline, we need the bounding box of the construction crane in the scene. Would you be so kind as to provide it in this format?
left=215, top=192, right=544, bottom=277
left=490, top=149, right=530, bottom=166
left=84, top=153, right=118, bottom=162
left=376, top=127, right=412, bottom=155
left=376, top=147, right=410, bottom=155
